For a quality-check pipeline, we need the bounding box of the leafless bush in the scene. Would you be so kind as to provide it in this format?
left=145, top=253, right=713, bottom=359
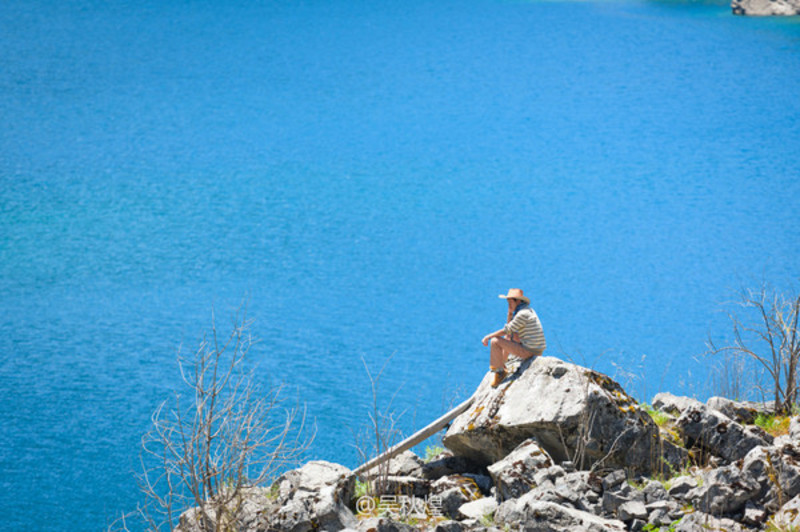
left=123, top=308, right=313, bottom=531
left=708, top=284, right=800, bottom=414
left=351, top=354, right=406, bottom=494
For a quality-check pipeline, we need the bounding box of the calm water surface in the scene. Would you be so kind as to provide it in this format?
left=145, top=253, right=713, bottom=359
left=1, top=0, right=799, bottom=529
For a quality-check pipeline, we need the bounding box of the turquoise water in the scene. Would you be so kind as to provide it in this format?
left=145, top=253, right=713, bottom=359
left=1, top=0, right=799, bottom=529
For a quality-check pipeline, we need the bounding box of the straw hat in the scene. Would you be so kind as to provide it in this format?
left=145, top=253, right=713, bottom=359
left=498, top=288, right=530, bottom=304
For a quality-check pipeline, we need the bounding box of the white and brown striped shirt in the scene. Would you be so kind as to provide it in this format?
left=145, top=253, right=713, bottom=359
left=504, top=306, right=546, bottom=352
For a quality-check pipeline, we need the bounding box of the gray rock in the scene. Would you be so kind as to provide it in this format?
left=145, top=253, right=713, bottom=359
left=741, top=443, right=800, bottom=510
left=458, top=497, right=498, bottom=520
left=706, top=396, right=760, bottom=424
left=487, top=438, right=554, bottom=501
left=355, top=517, right=417, bottom=532
left=666, top=475, right=697, bottom=499
left=769, top=493, right=800, bottom=529
left=555, top=471, right=603, bottom=513
left=462, top=473, right=493, bottom=496
left=673, top=511, right=749, bottom=532
left=495, top=496, right=626, bottom=531
left=629, top=519, right=646, bottom=532
left=651, top=392, right=703, bottom=417
left=676, top=405, right=771, bottom=463
left=647, top=507, right=673, bottom=527
left=177, top=461, right=356, bottom=532
left=422, top=453, right=485, bottom=480
left=433, top=521, right=465, bottom=532
left=444, top=357, right=668, bottom=474
left=642, top=479, right=668, bottom=503
left=532, top=464, right=567, bottom=487
left=602, top=483, right=636, bottom=515
left=602, top=469, right=627, bottom=491
left=617, top=500, right=648, bottom=521
left=742, top=501, right=768, bottom=527
left=376, top=475, right=430, bottom=498
left=644, top=499, right=681, bottom=521
left=685, top=463, right=760, bottom=515
left=732, top=0, right=800, bottom=15
left=383, top=450, right=424, bottom=478
left=790, top=416, right=800, bottom=440
left=430, top=475, right=484, bottom=519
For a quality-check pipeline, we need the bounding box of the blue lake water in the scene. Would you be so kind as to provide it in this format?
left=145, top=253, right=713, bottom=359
left=1, top=0, right=799, bottom=529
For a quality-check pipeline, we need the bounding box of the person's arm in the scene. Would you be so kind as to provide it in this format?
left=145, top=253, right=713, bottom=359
left=482, top=328, right=507, bottom=346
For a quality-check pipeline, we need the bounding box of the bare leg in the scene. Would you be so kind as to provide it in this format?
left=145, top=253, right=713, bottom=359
left=489, top=337, right=539, bottom=370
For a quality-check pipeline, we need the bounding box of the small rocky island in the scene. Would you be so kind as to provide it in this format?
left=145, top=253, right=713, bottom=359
left=176, top=357, right=800, bottom=531
left=733, top=0, right=800, bottom=15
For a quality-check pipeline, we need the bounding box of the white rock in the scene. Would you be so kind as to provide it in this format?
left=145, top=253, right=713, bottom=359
left=444, top=357, right=669, bottom=473
left=458, top=497, right=498, bottom=520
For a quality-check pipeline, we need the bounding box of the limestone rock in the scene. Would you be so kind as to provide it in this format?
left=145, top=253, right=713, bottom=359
left=769, top=493, right=800, bottom=529
left=732, top=0, right=800, bottom=15
left=617, top=500, right=647, bottom=521
left=429, top=475, right=485, bottom=519
left=666, top=475, right=697, bottom=500
left=265, top=460, right=357, bottom=532
left=651, top=392, right=703, bottom=417
left=685, top=463, right=760, bottom=515
left=458, top=497, right=498, bottom=520
left=443, top=357, right=666, bottom=474
left=673, top=511, right=749, bottom=532
left=676, top=405, right=771, bottom=463
left=355, top=517, right=417, bottom=532
left=422, top=452, right=485, bottom=481
left=496, top=496, right=626, bottom=531
left=741, top=443, right=800, bottom=510
left=486, top=438, right=554, bottom=501
left=432, top=521, right=465, bottom=532
left=706, top=396, right=761, bottom=424
left=790, top=416, right=800, bottom=440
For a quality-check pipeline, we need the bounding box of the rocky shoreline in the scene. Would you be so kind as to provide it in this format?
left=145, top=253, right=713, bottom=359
left=732, top=0, right=800, bottom=15
left=176, top=356, right=800, bottom=531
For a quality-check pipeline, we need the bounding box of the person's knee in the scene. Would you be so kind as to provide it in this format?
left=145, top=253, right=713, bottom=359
left=489, top=338, right=502, bottom=348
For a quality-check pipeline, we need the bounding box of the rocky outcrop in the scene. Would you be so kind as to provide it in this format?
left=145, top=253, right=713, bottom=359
left=732, top=0, right=800, bottom=15
left=176, top=359, right=800, bottom=532
left=676, top=404, right=772, bottom=462
left=443, top=357, right=681, bottom=475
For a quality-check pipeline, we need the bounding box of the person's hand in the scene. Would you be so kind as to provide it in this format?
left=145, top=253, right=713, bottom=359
left=482, top=335, right=490, bottom=346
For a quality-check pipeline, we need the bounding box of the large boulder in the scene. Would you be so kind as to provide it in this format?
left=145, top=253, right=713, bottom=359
left=264, top=460, right=357, bottom=531
left=769, top=493, right=800, bottom=529
left=495, top=497, right=626, bottom=532
left=740, top=442, right=800, bottom=511
left=706, top=396, right=769, bottom=425
left=487, top=438, right=554, bottom=501
left=685, top=463, right=761, bottom=515
left=732, top=0, right=800, bottom=15
left=443, top=357, right=669, bottom=474
left=676, top=405, right=772, bottom=463
left=176, top=461, right=356, bottom=532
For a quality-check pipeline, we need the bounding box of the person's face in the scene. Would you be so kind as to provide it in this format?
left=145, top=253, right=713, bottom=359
left=508, top=298, right=520, bottom=310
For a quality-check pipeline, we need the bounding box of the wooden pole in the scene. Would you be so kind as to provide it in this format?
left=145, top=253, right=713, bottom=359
left=353, top=395, right=475, bottom=477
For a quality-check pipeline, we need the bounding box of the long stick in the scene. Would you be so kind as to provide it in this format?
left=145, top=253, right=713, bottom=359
left=353, top=395, right=475, bottom=476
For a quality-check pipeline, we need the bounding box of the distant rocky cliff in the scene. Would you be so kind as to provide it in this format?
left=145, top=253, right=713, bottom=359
left=176, top=356, right=800, bottom=531
left=733, top=0, right=800, bottom=15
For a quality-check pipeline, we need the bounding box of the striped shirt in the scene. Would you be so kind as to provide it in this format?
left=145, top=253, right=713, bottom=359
left=504, top=307, right=546, bottom=352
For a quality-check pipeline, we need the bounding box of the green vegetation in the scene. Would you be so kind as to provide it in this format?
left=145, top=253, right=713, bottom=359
left=424, top=445, right=446, bottom=462
left=641, top=403, right=673, bottom=428
left=754, top=413, right=792, bottom=437
left=764, top=522, right=800, bottom=532
left=354, top=478, right=371, bottom=499
left=479, top=511, right=495, bottom=527
left=643, top=517, right=682, bottom=532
